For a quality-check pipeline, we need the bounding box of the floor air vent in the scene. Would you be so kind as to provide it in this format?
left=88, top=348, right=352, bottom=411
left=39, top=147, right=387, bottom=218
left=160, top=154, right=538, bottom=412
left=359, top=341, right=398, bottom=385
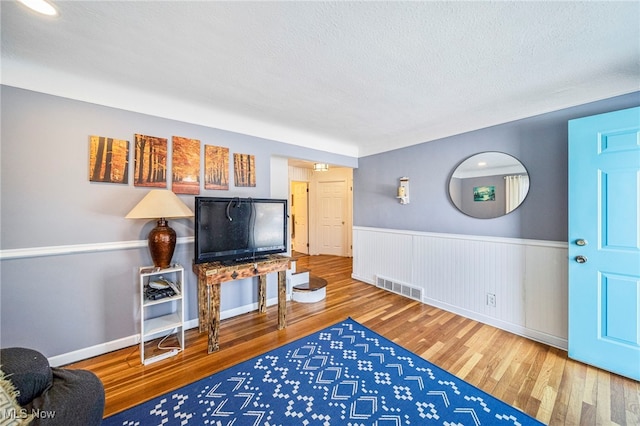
left=376, top=275, right=422, bottom=301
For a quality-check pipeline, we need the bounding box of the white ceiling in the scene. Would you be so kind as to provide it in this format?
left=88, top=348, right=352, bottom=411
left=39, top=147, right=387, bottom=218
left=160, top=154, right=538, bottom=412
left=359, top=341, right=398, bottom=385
left=2, top=1, right=638, bottom=158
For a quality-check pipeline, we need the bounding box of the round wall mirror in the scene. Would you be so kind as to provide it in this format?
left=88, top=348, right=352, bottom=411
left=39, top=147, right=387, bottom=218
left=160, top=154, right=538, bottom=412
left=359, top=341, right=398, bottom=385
left=449, top=152, right=529, bottom=219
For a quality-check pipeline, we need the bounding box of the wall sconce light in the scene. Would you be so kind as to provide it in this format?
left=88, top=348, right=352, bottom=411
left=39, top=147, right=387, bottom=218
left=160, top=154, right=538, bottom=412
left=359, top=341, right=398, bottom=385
left=313, top=163, right=329, bottom=172
left=397, top=177, right=410, bottom=204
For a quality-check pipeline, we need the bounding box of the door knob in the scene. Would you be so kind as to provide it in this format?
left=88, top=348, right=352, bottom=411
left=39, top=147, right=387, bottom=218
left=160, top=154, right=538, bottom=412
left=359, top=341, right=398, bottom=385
left=575, top=255, right=588, bottom=264
left=575, top=239, right=588, bottom=246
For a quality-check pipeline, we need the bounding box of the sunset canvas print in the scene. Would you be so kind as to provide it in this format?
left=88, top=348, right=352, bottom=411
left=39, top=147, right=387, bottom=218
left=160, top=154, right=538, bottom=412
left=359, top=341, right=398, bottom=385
left=172, top=136, right=200, bottom=194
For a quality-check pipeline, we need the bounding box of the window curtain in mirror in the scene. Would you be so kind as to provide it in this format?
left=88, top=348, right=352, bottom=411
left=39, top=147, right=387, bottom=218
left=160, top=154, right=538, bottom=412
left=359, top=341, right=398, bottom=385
left=505, top=175, right=530, bottom=213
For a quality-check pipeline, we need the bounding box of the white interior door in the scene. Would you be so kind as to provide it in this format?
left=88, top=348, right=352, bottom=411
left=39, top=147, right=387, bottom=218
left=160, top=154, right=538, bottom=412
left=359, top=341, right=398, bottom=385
left=317, top=179, right=347, bottom=256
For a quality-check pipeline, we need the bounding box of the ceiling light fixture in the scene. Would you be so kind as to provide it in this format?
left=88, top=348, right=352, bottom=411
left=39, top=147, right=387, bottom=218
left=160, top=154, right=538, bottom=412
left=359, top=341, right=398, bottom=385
left=313, top=163, right=329, bottom=172
left=16, top=0, right=58, bottom=16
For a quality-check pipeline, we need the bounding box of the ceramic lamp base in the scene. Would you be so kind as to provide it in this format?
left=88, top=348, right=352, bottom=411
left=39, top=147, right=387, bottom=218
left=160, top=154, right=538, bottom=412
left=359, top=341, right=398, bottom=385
left=148, top=218, right=176, bottom=269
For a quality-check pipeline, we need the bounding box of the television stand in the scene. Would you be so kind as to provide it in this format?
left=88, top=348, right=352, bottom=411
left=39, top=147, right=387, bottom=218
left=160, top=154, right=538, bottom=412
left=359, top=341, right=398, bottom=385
left=192, top=254, right=291, bottom=353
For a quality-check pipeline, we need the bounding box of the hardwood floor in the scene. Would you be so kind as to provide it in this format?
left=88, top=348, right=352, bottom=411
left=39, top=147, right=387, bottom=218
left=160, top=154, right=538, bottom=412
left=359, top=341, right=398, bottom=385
left=68, top=254, right=639, bottom=425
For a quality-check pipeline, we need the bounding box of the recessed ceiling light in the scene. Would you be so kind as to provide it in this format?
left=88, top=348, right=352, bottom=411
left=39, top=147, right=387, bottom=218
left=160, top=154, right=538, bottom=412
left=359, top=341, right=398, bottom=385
left=478, top=161, right=487, bottom=166
left=16, top=0, right=58, bottom=17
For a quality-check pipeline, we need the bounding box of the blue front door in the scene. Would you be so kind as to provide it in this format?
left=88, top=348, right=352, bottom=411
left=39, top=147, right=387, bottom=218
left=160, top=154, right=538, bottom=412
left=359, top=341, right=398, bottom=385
left=568, top=106, right=640, bottom=381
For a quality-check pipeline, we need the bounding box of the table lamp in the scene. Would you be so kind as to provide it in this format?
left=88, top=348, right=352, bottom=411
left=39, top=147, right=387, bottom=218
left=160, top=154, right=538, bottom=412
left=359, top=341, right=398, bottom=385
left=126, top=189, right=193, bottom=268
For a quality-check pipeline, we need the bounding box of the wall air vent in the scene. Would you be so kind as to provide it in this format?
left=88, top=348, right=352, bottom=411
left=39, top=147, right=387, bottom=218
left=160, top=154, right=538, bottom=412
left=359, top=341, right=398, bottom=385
left=375, top=275, right=422, bottom=301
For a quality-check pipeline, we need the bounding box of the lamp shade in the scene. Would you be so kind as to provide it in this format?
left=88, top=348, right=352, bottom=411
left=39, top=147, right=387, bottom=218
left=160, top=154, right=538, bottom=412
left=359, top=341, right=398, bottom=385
left=126, top=190, right=193, bottom=268
left=125, top=190, right=193, bottom=219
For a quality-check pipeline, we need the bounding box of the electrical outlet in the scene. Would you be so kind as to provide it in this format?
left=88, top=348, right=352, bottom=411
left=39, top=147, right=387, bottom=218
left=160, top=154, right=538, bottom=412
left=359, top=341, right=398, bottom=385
left=486, top=293, right=496, bottom=307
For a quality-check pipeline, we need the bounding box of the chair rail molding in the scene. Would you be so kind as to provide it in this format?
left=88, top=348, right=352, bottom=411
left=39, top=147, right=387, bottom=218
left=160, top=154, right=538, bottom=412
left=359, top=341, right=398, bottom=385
left=0, top=237, right=195, bottom=260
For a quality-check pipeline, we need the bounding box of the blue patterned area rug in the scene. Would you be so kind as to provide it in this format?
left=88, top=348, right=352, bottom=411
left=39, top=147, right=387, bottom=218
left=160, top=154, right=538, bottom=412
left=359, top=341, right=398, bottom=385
left=104, top=318, right=544, bottom=425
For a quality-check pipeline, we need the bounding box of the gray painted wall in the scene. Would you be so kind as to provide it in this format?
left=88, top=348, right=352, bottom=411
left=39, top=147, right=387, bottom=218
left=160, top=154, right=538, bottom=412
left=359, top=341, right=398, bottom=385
left=354, top=91, right=640, bottom=242
left=0, top=86, right=356, bottom=357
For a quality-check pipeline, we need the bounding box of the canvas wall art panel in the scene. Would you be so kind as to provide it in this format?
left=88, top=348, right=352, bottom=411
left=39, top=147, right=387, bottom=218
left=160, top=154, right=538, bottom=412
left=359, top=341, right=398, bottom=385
left=172, top=136, right=201, bottom=195
left=89, top=135, right=129, bottom=184
left=234, top=153, right=256, bottom=187
left=204, top=145, right=229, bottom=190
left=134, top=134, right=167, bottom=187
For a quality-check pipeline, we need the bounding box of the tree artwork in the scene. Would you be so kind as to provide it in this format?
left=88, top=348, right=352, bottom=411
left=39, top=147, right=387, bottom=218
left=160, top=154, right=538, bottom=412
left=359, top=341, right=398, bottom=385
left=89, top=135, right=129, bottom=184
left=134, top=134, right=167, bottom=187
left=204, top=145, right=229, bottom=190
left=172, top=136, right=201, bottom=195
left=234, top=153, right=256, bottom=187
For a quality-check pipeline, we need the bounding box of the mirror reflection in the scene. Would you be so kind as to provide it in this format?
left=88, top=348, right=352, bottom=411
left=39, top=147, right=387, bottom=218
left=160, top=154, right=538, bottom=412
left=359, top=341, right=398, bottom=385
left=449, top=152, right=529, bottom=219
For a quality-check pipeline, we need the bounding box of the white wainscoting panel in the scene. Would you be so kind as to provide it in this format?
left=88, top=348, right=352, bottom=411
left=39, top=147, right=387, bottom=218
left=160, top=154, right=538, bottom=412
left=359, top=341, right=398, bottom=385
left=524, top=244, right=568, bottom=339
left=353, top=228, right=414, bottom=285
left=353, top=226, right=568, bottom=350
left=412, top=235, right=527, bottom=326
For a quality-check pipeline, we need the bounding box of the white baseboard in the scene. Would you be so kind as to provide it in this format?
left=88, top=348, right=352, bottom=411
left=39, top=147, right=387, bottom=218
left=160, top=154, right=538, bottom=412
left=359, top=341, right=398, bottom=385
left=48, top=297, right=286, bottom=367
left=48, top=335, right=139, bottom=367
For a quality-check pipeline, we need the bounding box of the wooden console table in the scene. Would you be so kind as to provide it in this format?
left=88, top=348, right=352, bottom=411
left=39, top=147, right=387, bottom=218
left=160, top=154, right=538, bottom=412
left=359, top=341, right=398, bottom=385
left=192, top=255, right=291, bottom=353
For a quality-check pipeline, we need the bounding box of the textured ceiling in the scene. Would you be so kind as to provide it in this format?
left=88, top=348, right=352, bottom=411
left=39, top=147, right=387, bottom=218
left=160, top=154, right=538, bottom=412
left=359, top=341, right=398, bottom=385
left=2, top=1, right=638, bottom=157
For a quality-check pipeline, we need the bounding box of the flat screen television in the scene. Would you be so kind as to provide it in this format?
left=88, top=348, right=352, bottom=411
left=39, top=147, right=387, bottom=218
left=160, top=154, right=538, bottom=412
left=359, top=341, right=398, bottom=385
left=194, top=197, right=288, bottom=264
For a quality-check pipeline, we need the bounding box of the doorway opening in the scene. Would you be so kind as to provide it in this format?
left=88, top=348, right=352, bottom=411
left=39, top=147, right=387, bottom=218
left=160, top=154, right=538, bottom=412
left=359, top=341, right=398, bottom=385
left=288, top=160, right=353, bottom=257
